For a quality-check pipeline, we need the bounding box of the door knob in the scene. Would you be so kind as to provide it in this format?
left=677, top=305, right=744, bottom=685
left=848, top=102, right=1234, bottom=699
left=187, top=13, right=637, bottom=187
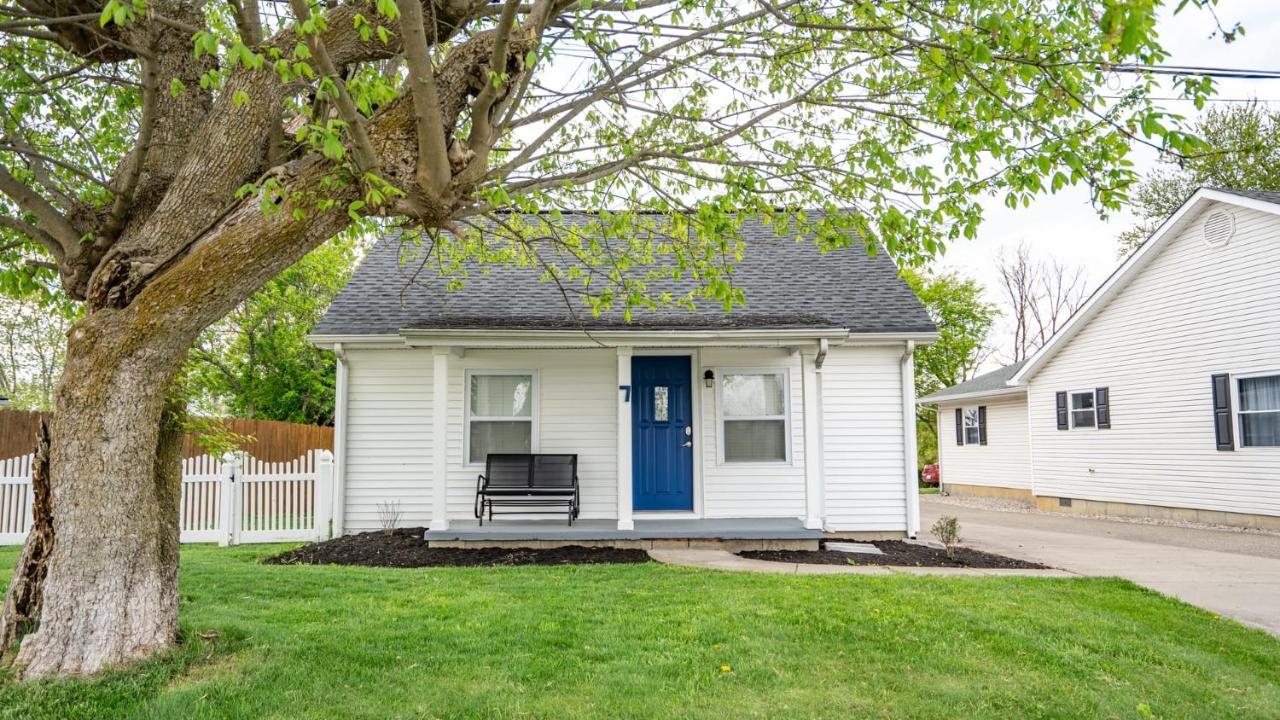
left=682, top=440, right=693, bottom=448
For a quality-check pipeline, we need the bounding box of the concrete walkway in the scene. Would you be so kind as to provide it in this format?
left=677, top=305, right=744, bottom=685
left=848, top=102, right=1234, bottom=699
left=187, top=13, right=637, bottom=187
left=647, top=548, right=1075, bottom=577
left=922, top=496, right=1280, bottom=635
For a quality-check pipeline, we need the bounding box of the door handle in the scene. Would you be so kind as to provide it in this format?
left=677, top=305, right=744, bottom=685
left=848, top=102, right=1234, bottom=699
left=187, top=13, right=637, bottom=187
left=682, top=441, right=693, bottom=448
left=683, top=425, right=692, bottom=447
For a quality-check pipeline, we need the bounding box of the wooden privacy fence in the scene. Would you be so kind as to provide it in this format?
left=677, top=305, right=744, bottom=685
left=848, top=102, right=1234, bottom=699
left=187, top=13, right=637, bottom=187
left=0, top=411, right=333, bottom=463
left=1, top=450, right=334, bottom=546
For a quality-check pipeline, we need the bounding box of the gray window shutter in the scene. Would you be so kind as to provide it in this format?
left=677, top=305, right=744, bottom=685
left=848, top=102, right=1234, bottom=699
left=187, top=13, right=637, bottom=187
left=1211, top=374, right=1234, bottom=451
left=1095, top=387, right=1111, bottom=429
left=1055, top=391, right=1068, bottom=430
left=955, top=407, right=964, bottom=446
left=978, top=406, right=988, bottom=445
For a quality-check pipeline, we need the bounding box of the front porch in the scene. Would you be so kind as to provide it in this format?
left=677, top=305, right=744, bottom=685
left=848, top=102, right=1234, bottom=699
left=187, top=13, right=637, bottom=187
left=424, top=517, right=822, bottom=550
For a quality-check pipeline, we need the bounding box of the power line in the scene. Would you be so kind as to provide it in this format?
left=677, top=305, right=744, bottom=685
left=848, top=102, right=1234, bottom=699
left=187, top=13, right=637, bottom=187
left=1112, top=64, right=1280, bottom=80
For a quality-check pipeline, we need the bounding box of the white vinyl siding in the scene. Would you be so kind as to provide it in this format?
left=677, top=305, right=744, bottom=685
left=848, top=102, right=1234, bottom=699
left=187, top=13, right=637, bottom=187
left=822, top=345, right=908, bottom=531
left=937, top=395, right=1032, bottom=491
left=341, top=348, right=433, bottom=532
left=700, top=348, right=806, bottom=518
left=1028, top=202, right=1280, bottom=517
left=447, top=350, right=617, bottom=520
left=337, top=342, right=914, bottom=531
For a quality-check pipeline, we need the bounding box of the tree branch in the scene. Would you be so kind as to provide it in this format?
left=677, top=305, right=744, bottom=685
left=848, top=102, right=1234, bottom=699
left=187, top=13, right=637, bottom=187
left=396, top=0, right=453, bottom=196
left=289, top=0, right=379, bottom=174
left=0, top=163, right=79, bottom=254
left=101, top=50, right=159, bottom=241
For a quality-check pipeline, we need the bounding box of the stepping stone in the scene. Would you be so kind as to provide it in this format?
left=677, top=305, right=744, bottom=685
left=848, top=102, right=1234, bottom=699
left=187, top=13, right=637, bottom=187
left=825, top=542, right=883, bottom=555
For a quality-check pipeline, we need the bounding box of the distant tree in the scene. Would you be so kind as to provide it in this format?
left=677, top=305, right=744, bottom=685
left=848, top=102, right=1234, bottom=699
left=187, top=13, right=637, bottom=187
left=1118, top=103, right=1280, bottom=255
left=997, top=243, right=1089, bottom=363
left=903, top=269, right=997, bottom=468
left=0, top=294, right=73, bottom=410
left=185, top=235, right=363, bottom=426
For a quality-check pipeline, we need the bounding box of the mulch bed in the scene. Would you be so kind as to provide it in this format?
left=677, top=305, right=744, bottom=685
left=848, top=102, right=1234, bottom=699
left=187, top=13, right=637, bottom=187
left=740, top=540, right=1048, bottom=569
left=262, top=528, right=651, bottom=568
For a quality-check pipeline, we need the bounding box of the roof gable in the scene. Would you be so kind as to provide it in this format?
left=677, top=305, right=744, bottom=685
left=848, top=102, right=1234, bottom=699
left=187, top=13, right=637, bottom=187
left=1010, top=187, right=1280, bottom=385
left=315, top=215, right=936, bottom=336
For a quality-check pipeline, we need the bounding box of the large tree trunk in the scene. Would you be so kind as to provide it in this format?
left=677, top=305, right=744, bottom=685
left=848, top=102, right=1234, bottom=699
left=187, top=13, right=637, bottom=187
left=0, top=420, right=53, bottom=651
left=6, top=153, right=353, bottom=678
left=10, top=309, right=189, bottom=678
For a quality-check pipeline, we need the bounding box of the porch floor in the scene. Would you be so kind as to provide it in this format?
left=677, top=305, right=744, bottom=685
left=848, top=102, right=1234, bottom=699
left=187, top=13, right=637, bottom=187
left=424, top=517, right=820, bottom=542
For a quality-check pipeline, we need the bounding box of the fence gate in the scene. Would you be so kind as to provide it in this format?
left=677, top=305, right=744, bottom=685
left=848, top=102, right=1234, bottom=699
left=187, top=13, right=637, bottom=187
left=2, top=450, right=333, bottom=547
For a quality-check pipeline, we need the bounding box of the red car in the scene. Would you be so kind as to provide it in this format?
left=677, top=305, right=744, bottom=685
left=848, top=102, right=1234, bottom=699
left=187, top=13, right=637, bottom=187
left=921, top=463, right=940, bottom=486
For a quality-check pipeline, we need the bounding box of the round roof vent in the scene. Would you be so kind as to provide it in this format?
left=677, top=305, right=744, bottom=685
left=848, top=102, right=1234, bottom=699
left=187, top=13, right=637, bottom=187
left=1203, top=210, right=1235, bottom=248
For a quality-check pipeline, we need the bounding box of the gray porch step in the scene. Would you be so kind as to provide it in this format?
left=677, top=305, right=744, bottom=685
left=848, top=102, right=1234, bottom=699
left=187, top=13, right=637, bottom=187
left=424, top=517, right=821, bottom=542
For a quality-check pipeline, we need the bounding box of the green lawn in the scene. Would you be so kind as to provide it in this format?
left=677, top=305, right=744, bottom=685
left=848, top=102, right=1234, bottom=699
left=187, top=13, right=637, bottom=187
left=2, top=545, right=1278, bottom=719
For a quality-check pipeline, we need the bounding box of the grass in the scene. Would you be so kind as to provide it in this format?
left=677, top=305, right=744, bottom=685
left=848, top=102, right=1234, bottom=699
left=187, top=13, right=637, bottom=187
left=1, top=545, right=1278, bottom=719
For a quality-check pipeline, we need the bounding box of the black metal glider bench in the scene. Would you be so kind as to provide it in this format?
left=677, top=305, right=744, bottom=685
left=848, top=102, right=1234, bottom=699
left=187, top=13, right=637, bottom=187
left=475, top=453, right=580, bottom=526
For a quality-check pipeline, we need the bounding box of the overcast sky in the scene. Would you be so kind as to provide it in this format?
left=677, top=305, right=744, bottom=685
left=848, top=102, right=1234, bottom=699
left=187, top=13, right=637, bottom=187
left=936, top=1, right=1280, bottom=361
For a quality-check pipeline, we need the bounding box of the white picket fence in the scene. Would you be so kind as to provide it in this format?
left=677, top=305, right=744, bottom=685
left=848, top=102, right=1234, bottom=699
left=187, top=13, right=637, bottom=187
left=0, top=449, right=334, bottom=546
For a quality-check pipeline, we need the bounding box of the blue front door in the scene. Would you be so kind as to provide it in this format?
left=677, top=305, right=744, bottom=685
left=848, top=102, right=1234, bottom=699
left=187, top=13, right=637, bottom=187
left=632, top=356, right=694, bottom=511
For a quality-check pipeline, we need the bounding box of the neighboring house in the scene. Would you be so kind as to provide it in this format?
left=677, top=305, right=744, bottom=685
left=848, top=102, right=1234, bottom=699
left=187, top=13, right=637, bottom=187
left=311, top=216, right=937, bottom=544
left=919, top=362, right=1031, bottom=500
left=921, top=188, right=1280, bottom=530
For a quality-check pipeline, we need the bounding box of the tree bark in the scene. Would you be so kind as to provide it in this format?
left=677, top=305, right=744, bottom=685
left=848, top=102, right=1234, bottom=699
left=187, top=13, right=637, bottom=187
left=10, top=309, right=188, bottom=678
left=0, top=419, right=52, bottom=652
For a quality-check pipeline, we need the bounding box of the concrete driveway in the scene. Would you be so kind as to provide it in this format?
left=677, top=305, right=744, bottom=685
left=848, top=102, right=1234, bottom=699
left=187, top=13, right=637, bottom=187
left=920, top=495, right=1280, bottom=636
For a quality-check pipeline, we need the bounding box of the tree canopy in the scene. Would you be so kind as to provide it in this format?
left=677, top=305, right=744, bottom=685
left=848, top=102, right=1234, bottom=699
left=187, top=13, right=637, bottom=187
left=1117, top=102, right=1280, bottom=256
left=0, top=0, right=1212, bottom=319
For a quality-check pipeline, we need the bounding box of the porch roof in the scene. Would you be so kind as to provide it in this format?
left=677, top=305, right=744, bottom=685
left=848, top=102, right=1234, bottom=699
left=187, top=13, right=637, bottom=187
left=315, top=216, right=934, bottom=338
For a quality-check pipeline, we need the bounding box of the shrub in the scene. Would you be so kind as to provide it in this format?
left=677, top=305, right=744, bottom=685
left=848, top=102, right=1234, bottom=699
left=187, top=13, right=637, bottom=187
left=931, top=515, right=961, bottom=558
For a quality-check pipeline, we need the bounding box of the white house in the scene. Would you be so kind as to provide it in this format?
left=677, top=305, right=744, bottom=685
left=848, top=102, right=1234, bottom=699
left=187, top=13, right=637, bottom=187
left=311, top=217, right=937, bottom=546
left=921, top=188, right=1280, bottom=530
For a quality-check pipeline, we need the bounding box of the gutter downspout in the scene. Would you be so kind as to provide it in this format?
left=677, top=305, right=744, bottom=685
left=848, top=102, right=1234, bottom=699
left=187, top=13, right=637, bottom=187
left=331, top=342, right=349, bottom=538
left=815, top=338, right=829, bottom=369
left=900, top=340, right=920, bottom=538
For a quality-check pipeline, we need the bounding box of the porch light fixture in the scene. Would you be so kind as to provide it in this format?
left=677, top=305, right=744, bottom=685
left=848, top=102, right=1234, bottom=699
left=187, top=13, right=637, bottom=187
left=703, top=369, right=715, bottom=388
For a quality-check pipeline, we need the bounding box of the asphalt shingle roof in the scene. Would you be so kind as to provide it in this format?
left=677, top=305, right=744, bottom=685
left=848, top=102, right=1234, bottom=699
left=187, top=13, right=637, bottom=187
left=1209, top=187, right=1280, bottom=205
left=315, top=215, right=935, bottom=336
left=918, top=361, right=1027, bottom=403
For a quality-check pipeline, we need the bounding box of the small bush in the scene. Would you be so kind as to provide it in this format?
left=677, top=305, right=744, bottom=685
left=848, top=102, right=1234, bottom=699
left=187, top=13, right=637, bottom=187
left=931, top=515, right=961, bottom=558
left=375, top=500, right=402, bottom=536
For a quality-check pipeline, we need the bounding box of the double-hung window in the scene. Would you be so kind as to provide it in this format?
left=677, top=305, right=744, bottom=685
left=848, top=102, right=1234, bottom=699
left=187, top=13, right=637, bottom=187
left=963, top=408, right=982, bottom=445
left=1069, top=391, right=1096, bottom=428
left=719, top=370, right=789, bottom=462
left=467, top=371, right=535, bottom=463
left=1238, top=374, right=1280, bottom=448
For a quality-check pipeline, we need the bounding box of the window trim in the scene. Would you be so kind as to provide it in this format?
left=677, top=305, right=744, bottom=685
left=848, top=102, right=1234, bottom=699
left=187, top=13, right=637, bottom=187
left=1234, top=370, right=1280, bottom=450
left=714, top=367, right=792, bottom=465
left=1068, top=389, right=1098, bottom=430
left=961, top=406, right=982, bottom=446
left=463, top=368, right=540, bottom=467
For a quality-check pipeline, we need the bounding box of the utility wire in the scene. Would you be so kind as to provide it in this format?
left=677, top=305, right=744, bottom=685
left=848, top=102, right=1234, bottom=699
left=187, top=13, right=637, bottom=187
left=1111, top=64, right=1280, bottom=80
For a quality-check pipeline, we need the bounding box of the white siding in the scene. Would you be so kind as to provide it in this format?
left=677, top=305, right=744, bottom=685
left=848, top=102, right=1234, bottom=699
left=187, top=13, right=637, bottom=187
left=936, top=396, right=1032, bottom=490
left=699, top=348, right=807, bottom=518
left=339, top=343, right=914, bottom=531
left=342, top=348, right=433, bottom=532
left=444, top=349, right=618, bottom=519
left=822, top=345, right=908, bottom=531
left=1028, top=202, right=1280, bottom=517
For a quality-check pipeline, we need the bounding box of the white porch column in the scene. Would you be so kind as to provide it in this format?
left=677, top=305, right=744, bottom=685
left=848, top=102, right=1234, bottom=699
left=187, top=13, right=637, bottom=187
left=616, top=347, right=634, bottom=530
left=801, top=350, right=824, bottom=530
left=431, top=347, right=450, bottom=531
